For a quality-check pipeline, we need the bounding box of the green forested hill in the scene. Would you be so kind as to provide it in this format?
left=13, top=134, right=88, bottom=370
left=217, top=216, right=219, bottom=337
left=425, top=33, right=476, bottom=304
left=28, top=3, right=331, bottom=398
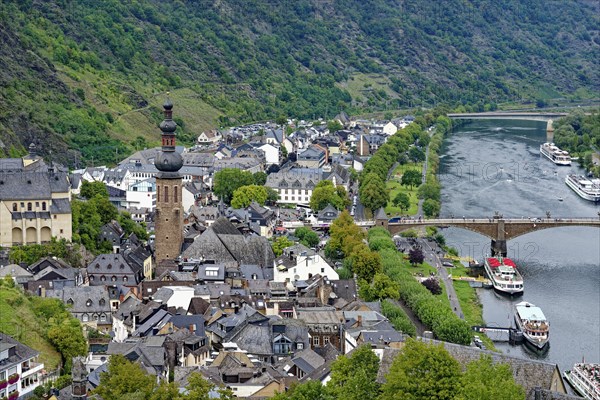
left=0, top=0, right=598, bottom=166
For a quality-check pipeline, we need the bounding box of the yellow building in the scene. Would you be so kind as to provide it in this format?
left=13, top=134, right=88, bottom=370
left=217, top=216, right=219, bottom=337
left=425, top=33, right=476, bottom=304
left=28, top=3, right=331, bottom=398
left=0, top=145, right=72, bottom=247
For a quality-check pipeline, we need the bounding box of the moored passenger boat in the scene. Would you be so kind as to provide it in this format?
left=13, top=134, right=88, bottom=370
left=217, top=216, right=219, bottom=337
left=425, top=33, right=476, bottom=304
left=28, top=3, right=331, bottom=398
left=483, top=257, right=524, bottom=295
left=514, top=301, right=549, bottom=350
left=564, top=363, right=600, bottom=400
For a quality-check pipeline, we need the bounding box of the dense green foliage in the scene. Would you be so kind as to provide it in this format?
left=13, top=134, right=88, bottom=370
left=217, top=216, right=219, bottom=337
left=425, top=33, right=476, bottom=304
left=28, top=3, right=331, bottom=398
left=554, top=111, right=600, bottom=176
left=231, top=185, right=268, bottom=208
left=0, top=279, right=86, bottom=372
left=381, top=341, right=525, bottom=399
left=277, top=340, right=524, bottom=400
left=213, top=168, right=255, bottom=203
left=71, top=189, right=148, bottom=256
left=93, top=355, right=234, bottom=400
left=0, top=0, right=597, bottom=165
left=9, top=238, right=82, bottom=267
left=274, top=344, right=381, bottom=400
left=271, top=236, right=294, bottom=257
left=309, top=180, right=350, bottom=211
left=367, top=232, right=472, bottom=345
left=380, top=299, right=417, bottom=337
left=294, top=227, right=320, bottom=248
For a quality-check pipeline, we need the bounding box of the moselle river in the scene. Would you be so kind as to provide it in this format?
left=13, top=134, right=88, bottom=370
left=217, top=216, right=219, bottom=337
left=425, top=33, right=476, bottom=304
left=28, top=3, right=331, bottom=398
left=438, top=119, right=600, bottom=373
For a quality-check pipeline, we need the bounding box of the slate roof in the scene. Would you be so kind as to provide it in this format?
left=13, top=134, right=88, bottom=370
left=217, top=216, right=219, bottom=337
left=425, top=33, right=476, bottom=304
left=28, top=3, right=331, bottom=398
left=0, top=169, right=70, bottom=200
left=0, top=332, right=39, bottom=369
left=265, top=167, right=322, bottom=190
left=375, top=207, right=388, bottom=220
left=47, top=286, right=111, bottom=316
left=168, top=314, right=206, bottom=337
left=0, top=263, right=33, bottom=278
left=182, top=218, right=274, bottom=268
left=291, top=348, right=325, bottom=375
left=87, top=253, right=142, bottom=285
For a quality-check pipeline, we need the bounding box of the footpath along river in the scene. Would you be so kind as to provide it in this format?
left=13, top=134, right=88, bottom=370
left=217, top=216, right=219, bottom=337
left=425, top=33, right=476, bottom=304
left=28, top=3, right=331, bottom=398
left=438, top=119, right=600, bottom=374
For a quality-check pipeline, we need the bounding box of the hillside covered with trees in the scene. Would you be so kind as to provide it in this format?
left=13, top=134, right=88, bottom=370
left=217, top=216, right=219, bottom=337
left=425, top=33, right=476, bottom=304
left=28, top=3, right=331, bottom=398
left=0, top=0, right=598, bottom=165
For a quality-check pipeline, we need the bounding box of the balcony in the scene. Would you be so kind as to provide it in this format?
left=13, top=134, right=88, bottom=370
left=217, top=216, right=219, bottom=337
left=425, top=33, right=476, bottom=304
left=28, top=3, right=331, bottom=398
left=21, top=362, right=43, bottom=378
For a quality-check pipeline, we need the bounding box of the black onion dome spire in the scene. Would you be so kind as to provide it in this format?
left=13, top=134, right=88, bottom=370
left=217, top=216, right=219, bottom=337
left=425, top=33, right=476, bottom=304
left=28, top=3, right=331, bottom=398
left=155, top=95, right=183, bottom=175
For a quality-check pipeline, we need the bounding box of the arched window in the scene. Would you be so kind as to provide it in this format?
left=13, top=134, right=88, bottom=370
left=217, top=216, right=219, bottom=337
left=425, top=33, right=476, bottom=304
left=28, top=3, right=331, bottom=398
left=101, top=275, right=106, bottom=282
left=99, top=298, right=105, bottom=306
left=42, top=202, right=47, bottom=211
left=82, top=314, right=89, bottom=322
left=111, top=276, right=117, bottom=282
left=12, top=203, right=17, bottom=212
left=123, top=276, right=128, bottom=282
left=86, top=299, right=92, bottom=307
left=27, top=202, right=32, bottom=211
left=164, top=186, right=169, bottom=202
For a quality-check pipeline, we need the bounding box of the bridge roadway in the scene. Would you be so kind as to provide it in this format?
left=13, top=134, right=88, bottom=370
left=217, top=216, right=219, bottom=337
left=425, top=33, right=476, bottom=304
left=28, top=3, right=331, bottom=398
left=447, top=112, right=568, bottom=122
left=359, top=217, right=600, bottom=256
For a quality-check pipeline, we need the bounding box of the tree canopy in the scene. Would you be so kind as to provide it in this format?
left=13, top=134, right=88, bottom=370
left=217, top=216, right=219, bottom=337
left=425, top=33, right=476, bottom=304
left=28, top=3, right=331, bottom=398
left=213, top=168, right=255, bottom=203
left=359, top=173, right=388, bottom=213
left=231, top=185, right=268, bottom=208
left=310, top=180, right=349, bottom=211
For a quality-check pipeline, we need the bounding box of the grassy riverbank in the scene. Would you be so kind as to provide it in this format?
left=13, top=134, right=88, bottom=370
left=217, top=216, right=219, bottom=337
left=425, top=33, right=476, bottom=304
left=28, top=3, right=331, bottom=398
left=385, top=163, right=422, bottom=216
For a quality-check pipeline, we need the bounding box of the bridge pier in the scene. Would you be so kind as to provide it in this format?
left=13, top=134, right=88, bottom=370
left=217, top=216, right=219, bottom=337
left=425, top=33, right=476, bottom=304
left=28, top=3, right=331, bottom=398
left=491, top=239, right=507, bottom=257
left=546, top=119, right=554, bottom=143
left=491, top=219, right=507, bottom=257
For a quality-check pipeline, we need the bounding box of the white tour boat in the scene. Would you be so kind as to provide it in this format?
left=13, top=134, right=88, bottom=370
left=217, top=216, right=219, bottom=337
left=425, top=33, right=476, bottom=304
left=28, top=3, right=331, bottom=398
left=483, top=257, right=524, bottom=295
left=564, top=363, right=600, bottom=400
left=540, top=142, right=571, bottom=165
left=565, top=175, right=600, bottom=203
left=514, top=301, right=549, bottom=350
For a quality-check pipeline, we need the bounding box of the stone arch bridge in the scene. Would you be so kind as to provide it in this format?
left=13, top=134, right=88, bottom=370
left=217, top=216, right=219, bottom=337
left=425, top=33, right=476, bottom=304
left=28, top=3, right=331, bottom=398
left=362, top=217, right=600, bottom=256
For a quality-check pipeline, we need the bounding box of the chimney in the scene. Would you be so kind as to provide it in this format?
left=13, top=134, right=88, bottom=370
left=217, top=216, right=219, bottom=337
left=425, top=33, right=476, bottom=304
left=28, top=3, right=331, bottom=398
left=189, top=324, right=195, bottom=333
left=357, top=315, right=362, bottom=327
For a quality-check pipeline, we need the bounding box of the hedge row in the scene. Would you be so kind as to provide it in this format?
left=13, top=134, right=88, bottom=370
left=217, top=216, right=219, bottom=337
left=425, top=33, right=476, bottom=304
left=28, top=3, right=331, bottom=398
left=380, top=299, right=417, bottom=338
left=371, top=234, right=472, bottom=345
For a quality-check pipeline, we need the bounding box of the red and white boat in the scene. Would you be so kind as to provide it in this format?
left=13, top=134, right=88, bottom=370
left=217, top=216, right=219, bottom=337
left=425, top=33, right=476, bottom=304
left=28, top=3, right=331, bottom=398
left=484, top=257, right=524, bottom=295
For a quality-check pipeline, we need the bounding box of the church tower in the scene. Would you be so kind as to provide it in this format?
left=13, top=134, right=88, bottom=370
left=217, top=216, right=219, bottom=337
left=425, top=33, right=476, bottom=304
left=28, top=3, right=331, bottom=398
left=71, top=356, right=87, bottom=399
left=154, top=98, right=184, bottom=265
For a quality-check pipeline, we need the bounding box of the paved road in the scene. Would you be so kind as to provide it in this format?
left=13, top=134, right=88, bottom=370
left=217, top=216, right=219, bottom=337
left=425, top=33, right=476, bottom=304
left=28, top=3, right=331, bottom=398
left=417, top=238, right=464, bottom=320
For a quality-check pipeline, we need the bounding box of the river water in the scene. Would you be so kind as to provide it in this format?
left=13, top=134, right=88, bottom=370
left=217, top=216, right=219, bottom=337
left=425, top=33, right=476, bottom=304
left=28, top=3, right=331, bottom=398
left=438, top=119, right=600, bottom=373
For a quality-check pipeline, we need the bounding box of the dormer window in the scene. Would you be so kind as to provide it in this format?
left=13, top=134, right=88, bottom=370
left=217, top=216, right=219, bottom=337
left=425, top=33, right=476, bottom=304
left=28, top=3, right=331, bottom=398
left=101, top=275, right=106, bottom=282
left=95, top=263, right=100, bottom=269
left=111, top=276, right=117, bottom=282
left=120, top=264, right=125, bottom=269
left=99, top=299, right=106, bottom=306
left=107, top=264, right=112, bottom=269
left=86, top=299, right=92, bottom=307
left=67, top=298, right=74, bottom=305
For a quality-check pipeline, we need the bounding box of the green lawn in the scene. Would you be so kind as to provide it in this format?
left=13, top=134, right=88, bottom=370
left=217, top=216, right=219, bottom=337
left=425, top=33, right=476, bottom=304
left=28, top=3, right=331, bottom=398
left=385, top=163, right=422, bottom=216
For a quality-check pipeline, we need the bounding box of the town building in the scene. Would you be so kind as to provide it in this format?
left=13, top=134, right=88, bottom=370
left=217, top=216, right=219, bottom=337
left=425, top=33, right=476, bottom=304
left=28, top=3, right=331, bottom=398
left=0, top=145, right=72, bottom=247
left=0, top=333, right=45, bottom=399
